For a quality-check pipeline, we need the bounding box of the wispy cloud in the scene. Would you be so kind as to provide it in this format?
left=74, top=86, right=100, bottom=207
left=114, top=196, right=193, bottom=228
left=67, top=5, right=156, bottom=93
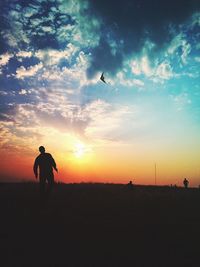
left=129, top=56, right=173, bottom=82
left=16, top=62, right=43, bottom=79
left=171, top=93, right=192, bottom=111
left=181, top=41, right=191, bottom=65
left=35, top=43, right=78, bottom=66
left=0, top=53, right=12, bottom=66
left=16, top=51, right=32, bottom=58
left=116, top=71, right=144, bottom=88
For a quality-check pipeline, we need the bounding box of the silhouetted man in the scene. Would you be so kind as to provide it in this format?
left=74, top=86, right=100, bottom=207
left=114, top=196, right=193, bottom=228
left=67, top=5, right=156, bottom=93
left=33, top=146, right=58, bottom=198
left=183, top=178, right=189, bottom=189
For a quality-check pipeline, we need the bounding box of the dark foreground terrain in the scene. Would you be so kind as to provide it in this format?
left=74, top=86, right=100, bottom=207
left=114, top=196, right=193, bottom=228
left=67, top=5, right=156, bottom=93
left=0, top=183, right=200, bottom=267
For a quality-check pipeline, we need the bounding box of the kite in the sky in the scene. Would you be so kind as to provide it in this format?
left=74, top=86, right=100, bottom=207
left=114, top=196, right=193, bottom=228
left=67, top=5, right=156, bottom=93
left=100, top=72, right=106, bottom=83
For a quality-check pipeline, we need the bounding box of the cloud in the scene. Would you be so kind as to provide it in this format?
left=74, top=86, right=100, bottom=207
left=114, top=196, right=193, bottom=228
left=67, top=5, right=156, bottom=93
left=129, top=55, right=173, bottom=82
left=35, top=50, right=96, bottom=89
left=133, top=79, right=144, bottom=87
left=167, top=33, right=184, bottom=55
left=18, top=89, right=30, bottom=95
left=35, top=43, right=78, bottom=66
left=1, top=0, right=199, bottom=80
left=129, top=54, right=155, bottom=78
left=181, top=41, right=191, bottom=64
left=0, top=122, right=15, bottom=149
left=57, top=0, right=101, bottom=48
left=0, top=52, right=13, bottom=74
left=16, top=51, right=32, bottom=58
left=87, top=0, right=200, bottom=75
left=171, top=93, right=192, bottom=111
left=8, top=94, right=89, bottom=134
left=0, top=53, right=12, bottom=66
left=0, top=91, right=136, bottom=156
left=16, top=62, right=43, bottom=79
left=155, top=61, right=173, bottom=80
left=0, top=118, right=42, bottom=157
left=84, top=99, right=135, bottom=142
left=116, top=71, right=144, bottom=87
left=190, top=12, right=200, bottom=27
left=140, top=56, right=153, bottom=77
left=86, top=38, right=123, bottom=78
left=0, top=91, right=8, bottom=96
left=131, top=60, right=142, bottom=76
left=1, top=0, right=100, bottom=55
left=166, top=34, right=191, bottom=65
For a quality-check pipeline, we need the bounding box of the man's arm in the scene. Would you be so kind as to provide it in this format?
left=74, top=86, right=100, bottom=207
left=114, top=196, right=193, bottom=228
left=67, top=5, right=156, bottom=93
left=51, top=155, right=58, bottom=172
left=33, top=158, right=38, bottom=179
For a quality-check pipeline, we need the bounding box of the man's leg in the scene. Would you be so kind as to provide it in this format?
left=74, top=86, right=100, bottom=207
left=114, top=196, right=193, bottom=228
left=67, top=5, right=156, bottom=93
left=39, top=177, right=46, bottom=199
left=47, top=173, right=54, bottom=196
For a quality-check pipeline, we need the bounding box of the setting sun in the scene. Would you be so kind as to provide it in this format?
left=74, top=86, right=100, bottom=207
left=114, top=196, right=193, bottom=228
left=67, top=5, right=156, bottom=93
left=74, top=143, right=86, bottom=158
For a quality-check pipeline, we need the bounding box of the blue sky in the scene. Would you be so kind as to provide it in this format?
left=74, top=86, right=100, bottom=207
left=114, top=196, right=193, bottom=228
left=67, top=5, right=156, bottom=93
left=0, top=0, right=200, bottom=184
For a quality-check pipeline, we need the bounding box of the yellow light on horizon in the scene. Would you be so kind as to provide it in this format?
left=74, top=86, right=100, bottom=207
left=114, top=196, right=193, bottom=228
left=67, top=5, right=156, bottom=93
left=74, top=143, right=87, bottom=158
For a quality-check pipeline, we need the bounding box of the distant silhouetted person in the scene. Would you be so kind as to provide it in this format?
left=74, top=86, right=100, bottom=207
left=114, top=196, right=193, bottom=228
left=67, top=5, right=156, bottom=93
left=127, top=180, right=134, bottom=190
left=183, top=178, right=189, bottom=188
left=33, top=146, right=58, bottom=198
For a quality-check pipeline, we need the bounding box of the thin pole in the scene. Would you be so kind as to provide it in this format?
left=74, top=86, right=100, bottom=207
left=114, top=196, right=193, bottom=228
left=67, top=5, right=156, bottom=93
left=155, top=163, right=157, bottom=185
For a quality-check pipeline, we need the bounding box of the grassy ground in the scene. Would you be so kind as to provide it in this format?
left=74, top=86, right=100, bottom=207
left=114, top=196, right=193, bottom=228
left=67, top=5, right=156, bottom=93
left=0, top=183, right=200, bottom=267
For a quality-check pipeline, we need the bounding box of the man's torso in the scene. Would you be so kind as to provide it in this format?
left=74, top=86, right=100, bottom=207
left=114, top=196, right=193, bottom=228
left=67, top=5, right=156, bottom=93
left=36, top=153, right=54, bottom=177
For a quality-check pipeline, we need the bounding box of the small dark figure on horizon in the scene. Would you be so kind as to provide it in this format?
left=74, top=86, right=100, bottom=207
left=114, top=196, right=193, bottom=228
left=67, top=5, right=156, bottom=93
left=183, top=178, right=189, bottom=189
left=127, top=180, right=134, bottom=190
left=33, top=146, right=58, bottom=198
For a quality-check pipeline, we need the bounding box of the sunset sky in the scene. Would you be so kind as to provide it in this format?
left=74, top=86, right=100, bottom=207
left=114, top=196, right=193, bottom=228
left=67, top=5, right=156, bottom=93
left=0, top=0, right=200, bottom=185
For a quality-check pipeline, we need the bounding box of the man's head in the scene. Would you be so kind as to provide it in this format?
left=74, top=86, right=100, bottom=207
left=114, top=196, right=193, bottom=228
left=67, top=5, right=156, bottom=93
left=39, top=146, right=45, bottom=154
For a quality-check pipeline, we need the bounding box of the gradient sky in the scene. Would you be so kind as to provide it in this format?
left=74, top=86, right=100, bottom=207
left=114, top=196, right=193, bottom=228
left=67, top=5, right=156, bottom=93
left=0, top=0, right=200, bottom=185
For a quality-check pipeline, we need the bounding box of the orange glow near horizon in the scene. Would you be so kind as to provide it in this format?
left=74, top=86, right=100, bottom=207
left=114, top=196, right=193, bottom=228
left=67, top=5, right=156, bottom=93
left=1, top=136, right=199, bottom=187
left=0, top=123, right=199, bottom=186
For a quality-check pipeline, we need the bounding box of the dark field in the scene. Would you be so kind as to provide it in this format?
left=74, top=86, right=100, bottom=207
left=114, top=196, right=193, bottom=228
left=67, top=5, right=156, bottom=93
left=0, top=183, right=200, bottom=267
